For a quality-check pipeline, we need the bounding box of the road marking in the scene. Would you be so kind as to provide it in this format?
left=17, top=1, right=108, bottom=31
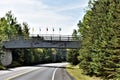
left=5, top=68, right=39, bottom=80
left=52, top=68, right=58, bottom=80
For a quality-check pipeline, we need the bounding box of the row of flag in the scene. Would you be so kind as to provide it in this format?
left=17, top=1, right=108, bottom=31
left=32, top=27, right=62, bottom=32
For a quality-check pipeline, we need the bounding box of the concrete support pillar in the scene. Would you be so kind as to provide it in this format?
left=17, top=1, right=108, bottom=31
left=0, top=50, right=12, bottom=66
left=54, top=54, right=56, bottom=62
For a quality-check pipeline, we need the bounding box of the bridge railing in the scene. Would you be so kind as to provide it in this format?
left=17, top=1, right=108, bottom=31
left=7, top=34, right=81, bottom=41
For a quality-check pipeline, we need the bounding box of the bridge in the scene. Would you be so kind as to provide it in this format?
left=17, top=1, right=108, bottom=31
left=1, top=34, right=81, bottom=66
left=3, top=34, right=81, bottom=49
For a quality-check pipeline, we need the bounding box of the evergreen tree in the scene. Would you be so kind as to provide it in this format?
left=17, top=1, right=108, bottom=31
left=22, top=22, right=29, bottom=37
left=67, top=49, right=79, bottom=65
left=78, top=0, right=120, bottom=79
left=67, top=29, right=79, bottom=65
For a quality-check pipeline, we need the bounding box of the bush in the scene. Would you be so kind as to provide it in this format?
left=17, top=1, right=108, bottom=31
left=67, top=49, right=79, bottom=65
left=0, top=65, right=6, bottom=70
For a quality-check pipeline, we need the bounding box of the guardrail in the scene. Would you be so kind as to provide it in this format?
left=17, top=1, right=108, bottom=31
left=7, top=34, right=81, bottom=41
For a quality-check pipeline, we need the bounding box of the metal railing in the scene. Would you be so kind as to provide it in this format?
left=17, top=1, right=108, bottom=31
left=7, top=34, right=81, bottom=41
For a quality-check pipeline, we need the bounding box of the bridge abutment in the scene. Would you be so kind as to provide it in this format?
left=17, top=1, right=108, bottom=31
left=0, top=50, right=12, bottom=66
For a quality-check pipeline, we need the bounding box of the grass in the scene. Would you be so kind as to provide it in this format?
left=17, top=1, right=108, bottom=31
left=0, top=65, right=6, bottom=70
left=66, top=64, right=102, bottom=80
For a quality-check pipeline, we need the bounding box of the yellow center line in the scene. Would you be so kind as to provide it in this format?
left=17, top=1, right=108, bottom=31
left=5, top=68, right=39, bottom=80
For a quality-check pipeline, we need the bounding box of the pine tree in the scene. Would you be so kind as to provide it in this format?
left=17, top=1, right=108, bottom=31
left=78, top=0, right=120, bottom=79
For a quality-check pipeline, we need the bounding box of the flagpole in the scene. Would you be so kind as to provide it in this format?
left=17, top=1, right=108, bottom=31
left=59, top=27, right=61, bottom=41
left=52, top=28, right=54, bottom=41
left=59, top=28, right=60, bottom=35
left=59, top=27, right=61, bottom=35
left=46, top=27, right=47, bottom=35
left=32, top=27, right=33, bottom=34
left=39, top=27, right=41, bottom=36
left=53, top=27, right=54, bottom=36
left=46, top=28, right=47, bottom=35
left=59, top=30, right=60, bottom=35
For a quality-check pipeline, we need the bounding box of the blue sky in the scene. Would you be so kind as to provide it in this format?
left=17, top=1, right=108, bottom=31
left=0, top=0, right=89, bottom=35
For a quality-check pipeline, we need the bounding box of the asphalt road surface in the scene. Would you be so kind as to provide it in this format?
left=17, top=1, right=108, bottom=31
left=0, top=63, right=74, bottom=80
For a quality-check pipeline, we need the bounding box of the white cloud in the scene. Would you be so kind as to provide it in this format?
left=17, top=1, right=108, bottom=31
left=0, top=0, right=37, bottom=4
left=54, top=3, right=88, bottom=12
left=0, top=0, right=87, bottom=35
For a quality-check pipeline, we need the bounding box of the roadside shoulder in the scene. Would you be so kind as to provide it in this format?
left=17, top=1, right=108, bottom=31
left=66, top=64, right=102, bottom=80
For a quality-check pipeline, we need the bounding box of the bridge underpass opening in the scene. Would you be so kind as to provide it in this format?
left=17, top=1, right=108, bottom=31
left=1, top=34, right=81, bottom=66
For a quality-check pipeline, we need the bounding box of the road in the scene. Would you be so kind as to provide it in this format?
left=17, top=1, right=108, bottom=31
left=0, top=63, right=74, bottom=80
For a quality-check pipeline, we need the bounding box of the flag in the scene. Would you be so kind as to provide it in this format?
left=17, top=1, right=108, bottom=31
left=59, top=28, right=61, bottom=31
left=32, top=27, right=34, bottom=32
left=39, top=27, right=41, bottom=31
left=46, top=27, right=48, bottom=31
left=53, top=28, right=54, bottom=32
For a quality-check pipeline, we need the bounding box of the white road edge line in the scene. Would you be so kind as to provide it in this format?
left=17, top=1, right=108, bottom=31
left=52, top=68, right=58, bottom=80
left=5, top=68, right=39, bottom=80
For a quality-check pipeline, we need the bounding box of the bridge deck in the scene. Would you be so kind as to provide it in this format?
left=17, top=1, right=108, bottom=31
left=3, top=34, right=81, bottom=49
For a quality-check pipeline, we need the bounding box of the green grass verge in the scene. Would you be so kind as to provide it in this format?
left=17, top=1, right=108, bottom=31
left=0, top=65, right=6, bottom=70
left=66, top=64, right=102, bottom=80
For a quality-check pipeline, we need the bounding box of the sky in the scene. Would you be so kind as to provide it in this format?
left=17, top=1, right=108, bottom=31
left=0, top=0, right=89, bottom=35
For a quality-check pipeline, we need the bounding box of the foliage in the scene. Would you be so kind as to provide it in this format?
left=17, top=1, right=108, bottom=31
left=67, top=49, right=79, bottom=65
left=42, top=49, right=53, bottom=63
left=56, top=49, right=66, bottom=62
left=66, top=64, right=101, bottom=80
left=0, top=11, right=67, bottom=68
left=8, top=61, right=22, bottom=67
left=77, top=0, right=120, bottom=79
left=22, top=22, right=29, bottom=37
left=0, top=65, right=6, bottom=70
left=67, top=29, right=80, bottom=65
